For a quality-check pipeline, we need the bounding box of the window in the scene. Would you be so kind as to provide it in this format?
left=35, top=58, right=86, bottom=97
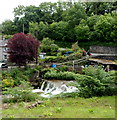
left=3, top=47, right=7, bottom=52
left=4, top=55, right=7, bottom=59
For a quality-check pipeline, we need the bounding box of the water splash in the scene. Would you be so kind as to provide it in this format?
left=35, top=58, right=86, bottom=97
left=32, top=80, right=79, bottom=98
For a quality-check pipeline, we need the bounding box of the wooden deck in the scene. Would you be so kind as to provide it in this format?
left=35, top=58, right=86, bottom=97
left=91, top=53, right=117, bottom=57
left=88, top=58, right=117, bottom=65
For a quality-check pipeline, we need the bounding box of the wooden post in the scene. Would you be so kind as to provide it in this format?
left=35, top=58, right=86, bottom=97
left=106, top=65, right=110, bottom=72
left=73, top=61, right=74, bottom=71
left=23, top=24, right=24, bottom=33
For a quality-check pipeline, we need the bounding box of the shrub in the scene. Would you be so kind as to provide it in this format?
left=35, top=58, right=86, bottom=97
left=2, top=78, right=14, bottom=88
left=65, top=52, right=82, bottom=61
left=44, top=56, right=66, bottom=63
left=58, top=65, right=68, bottom=72
left=50, top=44, right=59, bottom=55
left=75, top=67, right=116, bottom=98
left=72, top=41, right=81, bottom=52
left=2, top=81, right=39, bottom=103
left=2, top=66, right=40, bottom=87
left=44, top=70, right=76, bottom=80
left=58, top=48, right=73, bottom=55
left=54, top=92, right=79, bottom=98
left=41, top=37, right=59, bottom=55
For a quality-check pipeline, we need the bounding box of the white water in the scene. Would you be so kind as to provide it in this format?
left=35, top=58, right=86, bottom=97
left=32, top=80, right=79, bottom=98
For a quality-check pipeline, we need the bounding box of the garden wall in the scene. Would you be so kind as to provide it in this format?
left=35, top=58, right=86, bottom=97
left=89, top=46, right=117, bottom=54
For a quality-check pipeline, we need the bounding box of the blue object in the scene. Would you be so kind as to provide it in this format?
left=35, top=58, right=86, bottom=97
left=52, top=64, right=57, bottom=68
left=64, top=51, right=73, bottom=56
left=65, top=51, right=73, bottom=54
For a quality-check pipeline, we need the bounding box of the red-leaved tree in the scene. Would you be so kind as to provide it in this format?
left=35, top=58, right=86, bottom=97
left=8, top=33, right=40, bottom=66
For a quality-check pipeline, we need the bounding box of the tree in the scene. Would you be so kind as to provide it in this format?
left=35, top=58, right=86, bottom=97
left=81, top=2, right=117, bottom=16
left=29, top=21, right=49, bottom=40
left=2, top=20, right=17, bottom=35
left=62, top=2, right=87, bottom=27
left=8, top=33, right=40, bottom=66
left=0, top=24, right=3, bottom=33
left=41, top=37, right=58, bottom=55
left=94, top=13, right=117, bottom=42
left=49, top=21, right=69, bottom=41
left=75, top=19, right=90, bottom=42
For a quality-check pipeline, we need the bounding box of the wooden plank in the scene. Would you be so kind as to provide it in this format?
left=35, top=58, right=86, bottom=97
left=89, top=58, right=116, bottom=65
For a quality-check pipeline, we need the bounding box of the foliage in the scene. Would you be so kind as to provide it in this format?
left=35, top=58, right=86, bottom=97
left=44, top=56, right=66, bottom=63
left=41, top=37, right=59, bottom=55
left=29, top=22, right=49, bottom=40
left=2, top=96, right=115, bottom=118
left=74, top=20, right=90, bottom=41
left=8, top=33, right=40, bottom=66
left=2, top=20, right=17, bottom=35
left=49, top=21, right=69, bottom=41
left=75, top=66, right=116, bottom=98
left=55, top=92, right=79, bottom=98
left=57, top=65, right=68, bottom=72
left=44, top=69, right=76, bottom=80
left=62, top=2, right=87, bottom=27
left=4, top=35, right=13, bottom=39
left=82, top=2, right=117, bottom=16
left=94, top=13, right=117, bottom=42
left=65, top=52, right=82, bottom=61
left=43, top=51, right=82, bottom=63
left=71, top=41, right=81, bottom=52
left=2, top=78, right=14, bottom=88
left=58, top=48, right=72, bottom=55
left=1, top=2, right=116, bottom=44
left=2, top=81, right=39, bottom=103
left=2, top=66, right=39, bottom=87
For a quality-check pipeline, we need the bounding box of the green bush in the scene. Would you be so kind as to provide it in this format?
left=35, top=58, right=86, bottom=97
left=41, top=37, right=59, bottom=55
left=44, top=52, right=82, bottom=63
left=2, top=81, right=39, bottom=103
left=72, top=41, right=81, bottom=52
left=2, top=78, right=14, bottom=88
left=44, top=70, right=76, bottom=80
left=2, top=66, right=40, bottom=87
left=51, top=44, right=59, bottom=55
left=44, top=56, right=66, bottom=63
left=54, top=92, right=79, bottom=98
left=58, top=48, right=73, bottom=55
left=75, top=66, right=116, bottom=98
left=65, top=52, right=82, bottom=61
left=58, top=65, right=68, bottom=72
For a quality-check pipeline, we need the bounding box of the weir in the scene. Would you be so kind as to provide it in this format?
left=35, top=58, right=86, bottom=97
left=32, top=80, right=79, bottom=98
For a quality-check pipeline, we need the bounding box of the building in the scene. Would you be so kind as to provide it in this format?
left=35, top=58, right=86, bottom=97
left=0, top=38, right=8, bottom=62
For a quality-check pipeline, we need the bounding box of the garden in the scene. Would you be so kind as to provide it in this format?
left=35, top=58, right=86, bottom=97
left=0, top=1, right=117, bottom=119
left=1, top=47, right=116, bottom=118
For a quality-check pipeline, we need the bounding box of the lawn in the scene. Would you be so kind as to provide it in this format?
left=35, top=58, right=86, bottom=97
left=2, top=96, right=115, bottom=118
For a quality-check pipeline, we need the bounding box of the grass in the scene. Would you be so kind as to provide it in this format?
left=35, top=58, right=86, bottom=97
left=2, top=96, right=115, bottom=118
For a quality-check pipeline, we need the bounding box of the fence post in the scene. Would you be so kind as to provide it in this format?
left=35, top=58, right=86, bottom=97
left=73, top=61, right=74, bottom=71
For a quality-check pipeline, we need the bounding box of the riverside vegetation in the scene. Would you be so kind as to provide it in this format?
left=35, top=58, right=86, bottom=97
left=1, top=64, right=116, bottom=118
left=1, top=40, right=117, bottom=118
left=1, top=1, right=117, bottom=118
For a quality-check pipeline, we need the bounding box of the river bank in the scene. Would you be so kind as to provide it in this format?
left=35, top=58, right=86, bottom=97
left=2, top=96, right=115, bottom=118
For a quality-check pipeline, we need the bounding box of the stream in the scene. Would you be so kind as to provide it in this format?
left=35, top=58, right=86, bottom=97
left=32, top=80, right=79, bottom=98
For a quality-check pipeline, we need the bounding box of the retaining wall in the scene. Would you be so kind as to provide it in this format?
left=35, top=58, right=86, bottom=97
left=89, top=46, right=117, bottom=54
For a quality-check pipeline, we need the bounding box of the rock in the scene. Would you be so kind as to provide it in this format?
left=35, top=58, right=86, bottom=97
left=27, top=101, right=44, bottom=109
left=32, top=89, right=44, bottom=93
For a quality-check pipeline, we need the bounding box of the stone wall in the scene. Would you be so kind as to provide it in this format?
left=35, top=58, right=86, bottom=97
left=89, top=46, right=117, bottom=54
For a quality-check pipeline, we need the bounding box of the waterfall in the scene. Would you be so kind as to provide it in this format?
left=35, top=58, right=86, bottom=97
left=39, top=80, right=78, bottom=98
left=40, top=81, right=46, bottom=90
left=32, top=80, right=79, bottom=98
